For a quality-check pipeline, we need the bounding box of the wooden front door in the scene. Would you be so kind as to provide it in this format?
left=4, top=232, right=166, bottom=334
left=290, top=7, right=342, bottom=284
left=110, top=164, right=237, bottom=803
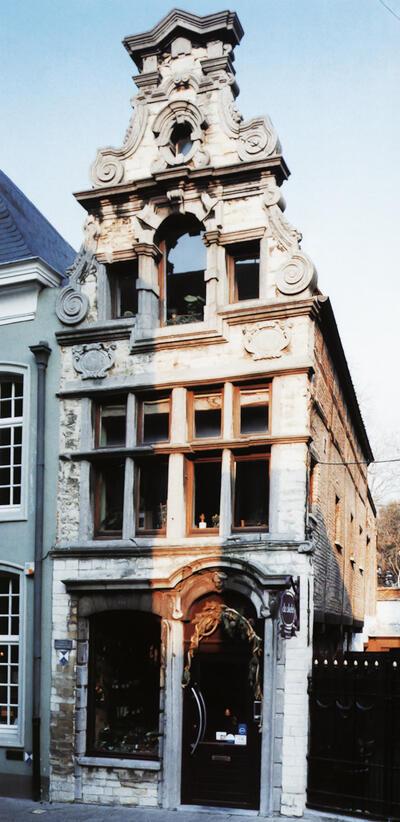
left=181, top=595, right=262, bottom=809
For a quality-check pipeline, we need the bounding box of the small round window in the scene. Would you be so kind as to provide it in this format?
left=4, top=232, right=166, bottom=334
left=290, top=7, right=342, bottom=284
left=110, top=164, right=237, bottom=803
left=169, top=122, right=193, bottom=158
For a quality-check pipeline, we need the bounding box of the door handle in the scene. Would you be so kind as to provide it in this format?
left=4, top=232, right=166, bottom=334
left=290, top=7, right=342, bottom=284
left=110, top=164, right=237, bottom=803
left=190, top=686, right=206, bottom=755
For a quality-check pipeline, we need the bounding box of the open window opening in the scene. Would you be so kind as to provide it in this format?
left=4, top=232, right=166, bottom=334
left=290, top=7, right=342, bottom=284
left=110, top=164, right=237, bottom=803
left=140, top=397, right=170, bottom=444
left=188, top=457, right=221, bottom=532
left=228, top=242, right=260, bottom=302
left=169, top=122, right=193, bottom=158
left=137, top=457, right=168, bottom=533
left=107, top=260, right=138, bottom=319
left=236, top=385, right=269, bottom=436
left=233, top=454, right=269, bottom=530
left=87, top=611, right=161, bottom=759
left=95, top=398, right=126, bottom=448
left=93, top=461, right=124, bottom=537
left=156, top=214, right=206, bottom=325
left=191, top=391, right=222, bottom=439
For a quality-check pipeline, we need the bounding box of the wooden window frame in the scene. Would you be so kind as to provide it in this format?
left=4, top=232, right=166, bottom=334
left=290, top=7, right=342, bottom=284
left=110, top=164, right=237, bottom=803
left=93, top=460, right=125, bottom=540
left=233, top=382, right=270, bottom=439
left=137, top=395, right=171, bottom=446
left=232, top=452, right=270, bottom=533
left=226, top=240, right=260, bottom=303
left=135, top=456, right=169, bottom=536
left=107, top=259, right=139, bottom=320
left=93, top=397, right=127, bottom=449
left=187, top=388, right=224, bottom=442
left=186, top=455, right=222, bottom=535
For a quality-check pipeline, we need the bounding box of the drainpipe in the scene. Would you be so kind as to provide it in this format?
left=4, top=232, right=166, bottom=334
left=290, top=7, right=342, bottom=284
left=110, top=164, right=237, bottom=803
left=29, top=341, right=51, bottom=801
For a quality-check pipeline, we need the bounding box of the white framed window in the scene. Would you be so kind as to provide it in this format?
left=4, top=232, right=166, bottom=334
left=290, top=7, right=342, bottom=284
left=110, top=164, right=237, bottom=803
left=0, top=567, right=24, bottom=746
left=0, top=366, right=28, bottom=521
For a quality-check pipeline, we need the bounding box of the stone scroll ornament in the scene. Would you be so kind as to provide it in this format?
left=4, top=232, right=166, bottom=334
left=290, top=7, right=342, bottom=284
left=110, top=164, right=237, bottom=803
left=56, top=238, right=102, bottom=326
left=91, top=102, right=148, bottom=187
left=243, top=321, right=291, bottom=360
left=276, top=251, right=317, bottom=296
left=181, top=601, right=263, bottom=702
left=72, top=343, right=116, bottom=380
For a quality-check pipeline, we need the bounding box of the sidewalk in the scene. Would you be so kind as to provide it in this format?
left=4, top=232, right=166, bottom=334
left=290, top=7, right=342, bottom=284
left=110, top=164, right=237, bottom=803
left=0, top=800, right=358, bottom=822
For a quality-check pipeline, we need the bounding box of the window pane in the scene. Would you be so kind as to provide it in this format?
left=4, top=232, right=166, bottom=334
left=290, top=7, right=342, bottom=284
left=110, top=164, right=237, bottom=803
left=239, top=390, right=269, bottom=435
left=98, top=403, right=126, bottom=448
left=165, top=222, right=206, bottom=324
left=0, top=382, right=12, bottom=400
left=13, top=427, right=22, bottom=445
left=12, top=487, right=21, bottom=505
left=0, top=401, right=11, bottom=419
left=193, top=394, right=221, bottom=439
left=0, top=578, right=9, bottom=595
left=193, top=461, right=221, bottom=529
left=96, top=463, right=124, bottom=534
left=0, top=618, right=8, bottom=635
left=108, top=260, right=138, bottom=319
left=0, top=468, right=10, bottom=486
left=0, top=598, right=8, bottom=615
left=0, top=667, right=6, bottom=683
left=233, top=246, right=260, bottom=301
left=234, top=460, right=269, bottom=528
left=142, top=400, right=169, bottom=444
left=0, top=488, right=11, bottom=506
left=0, top=646, right=8, bottom=662
left=137, top=459, right=168, bottom=531
left=0, top=448, right=11, bottom=466
left=0, top=430, right=11, bottom=447
left=89, top=612, right=160, bottom=757
left=14, top=399, right=23, bottom=417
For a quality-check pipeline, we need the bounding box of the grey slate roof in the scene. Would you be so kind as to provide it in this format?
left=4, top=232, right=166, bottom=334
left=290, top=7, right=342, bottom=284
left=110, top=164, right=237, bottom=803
left=0, top=169, right=76, bottom=279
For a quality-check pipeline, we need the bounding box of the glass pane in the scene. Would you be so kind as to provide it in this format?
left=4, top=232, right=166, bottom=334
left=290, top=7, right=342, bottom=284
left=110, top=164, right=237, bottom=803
left=13, top=446, right=22, bottom=466
left=10, top=665, right=18, bottom=684
left=97, top=463, right=124, bottom=534
left=193, top=461, right=221, bottom=529
left=99, top=404, right=126, bottom=447
left=0, top=618, right=8, bottom=635
left=0, top=578, right=10, bottom=595
left=240, top=404, right=269, bottom=435
left=143, top=401, right=169, bottom=443
left=14, top=380, right=23, bottom=398
left=0, top=598, right=9, bottom=615
left=0, top=401, right=12, bottom=419
left=13, top=427, right=22, bottom=445
left=0, top=646, right=8, bottom=662
left=11, top=617, right=19, bottom=636
left=108, top=261, right=138, bottom=319
left=14, top=399, right=23, bottom=417
left=194, top=394, right=221, bottom=439
left=89, top=611, right=161, bottom=757
left=137, top=459, right=168, bottom=531
left=11, top=577, right=19, bottom=595
left=0, top=448, right=11, bottom=466
left=10, top=646, right=18, bottom=664
left=234, top=250, right=259, bottom=301
left=234, top=460, right=269, bottom=528
left=0, top=382, right=12, bottom=400
left=0, top=688, right=6, bottom=704
left=166, top=231, right=206, bottom=324
left=0, top=430, right=11, bottom=447
left=10, top=687, right=18, bottom=704
left=0, top=706, right=8, bottom=724
left=0, top=667, right=7, bottom=683
left=13, top=487, right=21, bottom=505
left=0, top=468, right=11, bottom=486
left=13, top=467, right=21, bottom=485
left=0, top=488, right=11, bottom=506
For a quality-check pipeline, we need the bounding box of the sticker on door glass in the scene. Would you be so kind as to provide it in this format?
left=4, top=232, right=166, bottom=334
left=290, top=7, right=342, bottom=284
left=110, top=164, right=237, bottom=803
left=216, top=731, right=247, bottom=745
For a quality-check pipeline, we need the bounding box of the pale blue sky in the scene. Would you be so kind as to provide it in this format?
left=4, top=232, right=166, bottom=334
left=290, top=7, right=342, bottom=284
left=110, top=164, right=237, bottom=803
left=1, top=0, right=400, bottom=468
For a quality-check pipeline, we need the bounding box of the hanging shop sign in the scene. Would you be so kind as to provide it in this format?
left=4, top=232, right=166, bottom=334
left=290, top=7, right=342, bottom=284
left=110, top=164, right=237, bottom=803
left=279, top=587, right=299, bottom=639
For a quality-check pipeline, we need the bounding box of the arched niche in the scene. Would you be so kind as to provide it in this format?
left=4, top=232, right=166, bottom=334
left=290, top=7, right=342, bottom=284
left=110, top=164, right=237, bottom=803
left=155, top=212, right=206, bottom=325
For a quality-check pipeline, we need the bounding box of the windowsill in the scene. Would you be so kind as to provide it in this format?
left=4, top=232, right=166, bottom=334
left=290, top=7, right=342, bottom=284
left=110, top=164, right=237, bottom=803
left=0, top=732, right=22, bottom=749
left=232, top=527, right=269, bottom=533
left=189, top=529, right=219, bottom=536
left=0, top=509, right=27, bottom=523
left=78, top=756, right=160, bottom=771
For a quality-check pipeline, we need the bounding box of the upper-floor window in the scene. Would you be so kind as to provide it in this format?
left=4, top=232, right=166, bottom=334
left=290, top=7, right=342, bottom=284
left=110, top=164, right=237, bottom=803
left=94, top=398, right=127, bottom=448
left=93, top=460, right=125, bottom=538
left=0, top=571, right=20, bottom=738
left=169, top=122, right=193, bottom=158
left=0, top=373, right=24, bottom=515
left=235, top=385, right=269, bottom=437
left=106, top=260, right=138, bottom=319
left=157, top=215, right=206, bottom=326
left=233, top=453, right=269, bottom=531
left=139, top=397, right=170, bottom=444
left=227, top=242, right=260, bottom=302
left=189, top=390, right=222, bottom=440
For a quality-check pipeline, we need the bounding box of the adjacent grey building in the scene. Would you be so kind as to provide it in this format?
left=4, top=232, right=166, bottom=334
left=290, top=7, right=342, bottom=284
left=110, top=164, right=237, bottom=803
left=0, top=170, right=75, bottom=798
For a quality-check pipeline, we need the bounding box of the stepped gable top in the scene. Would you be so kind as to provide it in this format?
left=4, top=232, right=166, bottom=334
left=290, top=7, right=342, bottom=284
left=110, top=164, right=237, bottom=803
left=123, top=8, right=244, bottom=69
left=0, top=169, right=76, bottom=281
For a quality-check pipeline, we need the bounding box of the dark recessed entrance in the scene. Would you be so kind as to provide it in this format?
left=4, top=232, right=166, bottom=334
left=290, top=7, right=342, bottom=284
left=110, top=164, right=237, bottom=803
left=181, top=593, right=263, bottom=810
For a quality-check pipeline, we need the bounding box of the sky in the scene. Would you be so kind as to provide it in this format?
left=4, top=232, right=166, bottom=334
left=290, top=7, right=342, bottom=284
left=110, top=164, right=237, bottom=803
left=1, top=0, right=400, bottom=492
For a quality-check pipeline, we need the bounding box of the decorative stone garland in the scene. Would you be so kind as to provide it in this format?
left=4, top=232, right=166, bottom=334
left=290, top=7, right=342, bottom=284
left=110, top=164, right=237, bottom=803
left=182, top=600, right=263, bottom=701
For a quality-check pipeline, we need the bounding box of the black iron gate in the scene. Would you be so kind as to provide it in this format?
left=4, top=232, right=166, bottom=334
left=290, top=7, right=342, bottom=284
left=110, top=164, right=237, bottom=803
left=308, top=652, right=400, bottom=820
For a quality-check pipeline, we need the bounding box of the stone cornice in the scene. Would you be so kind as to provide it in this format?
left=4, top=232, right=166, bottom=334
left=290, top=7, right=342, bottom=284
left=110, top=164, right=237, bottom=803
left=74, top=156, right=290, bottom=211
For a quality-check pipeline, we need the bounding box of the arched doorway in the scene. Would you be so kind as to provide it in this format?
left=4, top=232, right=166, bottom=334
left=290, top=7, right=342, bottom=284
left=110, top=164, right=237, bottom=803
left=181, top=591, right=263, bottom=809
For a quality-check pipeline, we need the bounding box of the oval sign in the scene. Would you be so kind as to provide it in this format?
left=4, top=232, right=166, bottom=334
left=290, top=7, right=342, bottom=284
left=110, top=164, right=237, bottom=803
left=280, top=590, right=297, bottom=627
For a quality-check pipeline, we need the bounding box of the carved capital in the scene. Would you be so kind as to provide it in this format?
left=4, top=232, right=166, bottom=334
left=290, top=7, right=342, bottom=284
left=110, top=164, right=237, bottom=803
left=72, top=343, right=116, bottom=380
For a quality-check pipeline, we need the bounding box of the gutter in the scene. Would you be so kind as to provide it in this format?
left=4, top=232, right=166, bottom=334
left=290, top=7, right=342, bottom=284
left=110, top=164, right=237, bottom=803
left=29, top=341, right=51, bottom=801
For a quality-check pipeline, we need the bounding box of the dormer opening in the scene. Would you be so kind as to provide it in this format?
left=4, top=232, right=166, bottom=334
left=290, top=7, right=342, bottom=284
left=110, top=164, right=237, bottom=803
left=156, top=214, right=206, bottom=326
left=169, top=122, right=193, bottom=159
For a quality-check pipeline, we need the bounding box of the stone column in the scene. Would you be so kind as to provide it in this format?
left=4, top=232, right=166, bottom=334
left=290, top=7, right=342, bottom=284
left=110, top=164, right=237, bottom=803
left=79, top=398, right=93, bottom=541
left=135, top=242, right=161, bottom=335
left=203, top=230, right=221, bottom=324
left=219, top=448, right=232, bottom=538
left=162, top=618, right=184, bottom=808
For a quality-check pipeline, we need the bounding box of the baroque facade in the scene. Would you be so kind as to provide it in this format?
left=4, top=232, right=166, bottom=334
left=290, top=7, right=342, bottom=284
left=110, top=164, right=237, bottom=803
left=49, top=10, right=376, bottom=815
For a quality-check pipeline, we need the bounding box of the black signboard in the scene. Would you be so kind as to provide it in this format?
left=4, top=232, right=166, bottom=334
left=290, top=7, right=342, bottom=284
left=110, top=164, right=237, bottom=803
left=279, top=588, right=299, bottom=639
